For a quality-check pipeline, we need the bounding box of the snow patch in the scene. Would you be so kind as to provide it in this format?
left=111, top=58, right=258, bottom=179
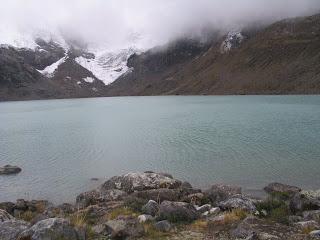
left=38, top=56, right=67, bottom=78
left=220, top=31, right=244, bottom=54
left=83, top=77, right=95, bottom=83
left=75, top=48, right=137, bottom=85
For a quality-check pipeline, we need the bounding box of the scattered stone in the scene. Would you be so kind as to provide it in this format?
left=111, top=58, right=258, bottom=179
left=159, top=201, right=199, bottom=222
left=195, top=204, right=211, bottom=214
left=105, top=217, right=144, bottom=239
left=203, top=207, right=220, bottom=216
left=264, top=182, right=301, bottom=197
left=142, top=200, right=159, bottom=216
left=138, top=214, right=154, bottom=223
left=18, top=218, right=81, bottom=240
left=15, top=199, right=27, bottom=210
left=0, top=165, right=22, bottom=175
left=258, top=232, right=280, bottom=240
left=288, top=215, right=303, bottom=224
left=154, top=220, right=171, bottom=232
left=92, top=224, right=106, bottom=235
left=218, top=195, right=256, bottom=212
left=208, top=214, right=226, bottom=225
left=0, top=219, right=29, bottom=240
left=0, top=209, right=14, bottom=222
left=294, top=220, right=320, bottom=230
left=204, top=184, right=241, bottom=204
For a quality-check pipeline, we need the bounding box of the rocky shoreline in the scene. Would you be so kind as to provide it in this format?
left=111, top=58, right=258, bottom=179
left=1, top=171, right=320, bottom=239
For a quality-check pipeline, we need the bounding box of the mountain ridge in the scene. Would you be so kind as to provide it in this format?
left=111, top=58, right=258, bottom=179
left=0, top=13, right=319, bottom=101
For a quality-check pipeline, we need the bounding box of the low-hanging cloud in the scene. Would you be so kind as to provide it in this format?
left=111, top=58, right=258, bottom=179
left=1, top=0, right=320, bottom=50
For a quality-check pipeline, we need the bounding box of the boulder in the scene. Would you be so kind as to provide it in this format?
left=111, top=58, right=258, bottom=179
left=264, top=183, right=301, bottom=197
left=101, top=172, right=182, bottom=193
left=0, top=209, right=14, bottom=222
left=18, top=218, right=81, bottom=240
left=105, top=217, right=144, bottom=239
left=159, top=201, right=199, bottom=222
left=0, top=202, right=15, bottom=215
left=310, top=230, right=320, bottom=238
left=302, top=210, right=320, bottom=222
left=142, top=200, right=159, bottom=216
left=204, top=184, right=241, bottom=205
left=131, top=188, right=182, bottom=202
left=76, top=189, right=127, bottom=208
left=183, top=193, right=205, bottom=205
left=0, top=165, right=22, bottom=175
left=290, top=190, right=320, bottom=213
left=218, top=195, right=256, bottom=213
left=0, top=219, right=29, bottom=240
left=154, top=220, right=171, bottom=232
left=15, top=199, right=27, bottom=211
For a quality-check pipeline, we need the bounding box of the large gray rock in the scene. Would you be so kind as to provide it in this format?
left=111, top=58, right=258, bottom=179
left=154, top=220, right=171, bottom=232
left=290, top=190, right=320, bottom=213
left=204, top=184, right=241, bottom=205
left=18, top=218, right=81, bottom=240
left=76, top=189, right=127, bottom=208
left=142, top=200, right=159, bottom=216
left=131, top=188, right=182, bottom=202
left=264, top=183, right=301, bottom=197
left=0, top=165, right=21, bottom=175
left=0, top=209, right=14, bottom=222
left=159, top=201, right=199, bottom=222
left=105, top=217, right=144, bottom=239
left=101, top=172, right=182, bottom=193
left=0, top=219, right=29, bottom=240
left=218, top=195, right=256, bottom=213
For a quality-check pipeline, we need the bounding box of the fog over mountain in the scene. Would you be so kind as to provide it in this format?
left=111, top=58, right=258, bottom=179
left=1, top=0, right=320, bottom=50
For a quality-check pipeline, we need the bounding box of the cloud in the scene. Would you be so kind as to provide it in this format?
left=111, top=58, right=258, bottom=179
left=0, top=0, right=319, bottom=50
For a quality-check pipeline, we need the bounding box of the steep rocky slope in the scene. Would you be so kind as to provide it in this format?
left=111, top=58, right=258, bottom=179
left=106, top=14, right=320, bottom=96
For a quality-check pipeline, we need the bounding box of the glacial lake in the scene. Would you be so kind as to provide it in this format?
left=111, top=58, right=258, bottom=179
left=1, top=95, right=320, bottom=203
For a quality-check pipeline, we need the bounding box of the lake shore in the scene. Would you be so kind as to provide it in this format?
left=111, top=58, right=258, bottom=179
left=1, top=171, right=320, bottom=239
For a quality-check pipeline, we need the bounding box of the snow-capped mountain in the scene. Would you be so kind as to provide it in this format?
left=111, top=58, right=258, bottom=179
left=75, top=48, right=138, bottom=85
left=0, top=29, right=140, bottom=86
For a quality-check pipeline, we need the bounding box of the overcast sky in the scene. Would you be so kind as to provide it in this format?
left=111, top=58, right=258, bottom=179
left=1, top=0, right=320, bottom=50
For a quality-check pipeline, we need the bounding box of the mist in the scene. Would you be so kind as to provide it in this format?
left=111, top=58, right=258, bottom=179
left=1, top=0, right=320, bottom=50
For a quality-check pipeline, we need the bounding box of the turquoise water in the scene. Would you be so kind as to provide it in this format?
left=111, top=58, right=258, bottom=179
left=0, top=96, right=320, bottom=203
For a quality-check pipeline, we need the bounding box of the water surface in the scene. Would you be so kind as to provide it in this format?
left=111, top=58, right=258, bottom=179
left=1, top=96, right=320, bottom=203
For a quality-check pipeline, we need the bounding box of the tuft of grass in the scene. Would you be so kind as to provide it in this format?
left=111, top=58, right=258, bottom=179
left=106, top=207, right=139, bottom=220
left=256, top=197, right=291, bottom=224
left=123, top=196, right=147, bottom=212
left=223, top=209, right=247, bottom=224
left=19, top=211, right=37, bottom=222
left=69, top=210, right=88, bottom=228
left=301, top=225, right=317, bottom=234
left=190, top=219, right=208, bottom=231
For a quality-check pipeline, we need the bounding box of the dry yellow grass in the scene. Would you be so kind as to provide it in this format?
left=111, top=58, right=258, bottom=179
left=105, top=207, right=139, bottom=220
